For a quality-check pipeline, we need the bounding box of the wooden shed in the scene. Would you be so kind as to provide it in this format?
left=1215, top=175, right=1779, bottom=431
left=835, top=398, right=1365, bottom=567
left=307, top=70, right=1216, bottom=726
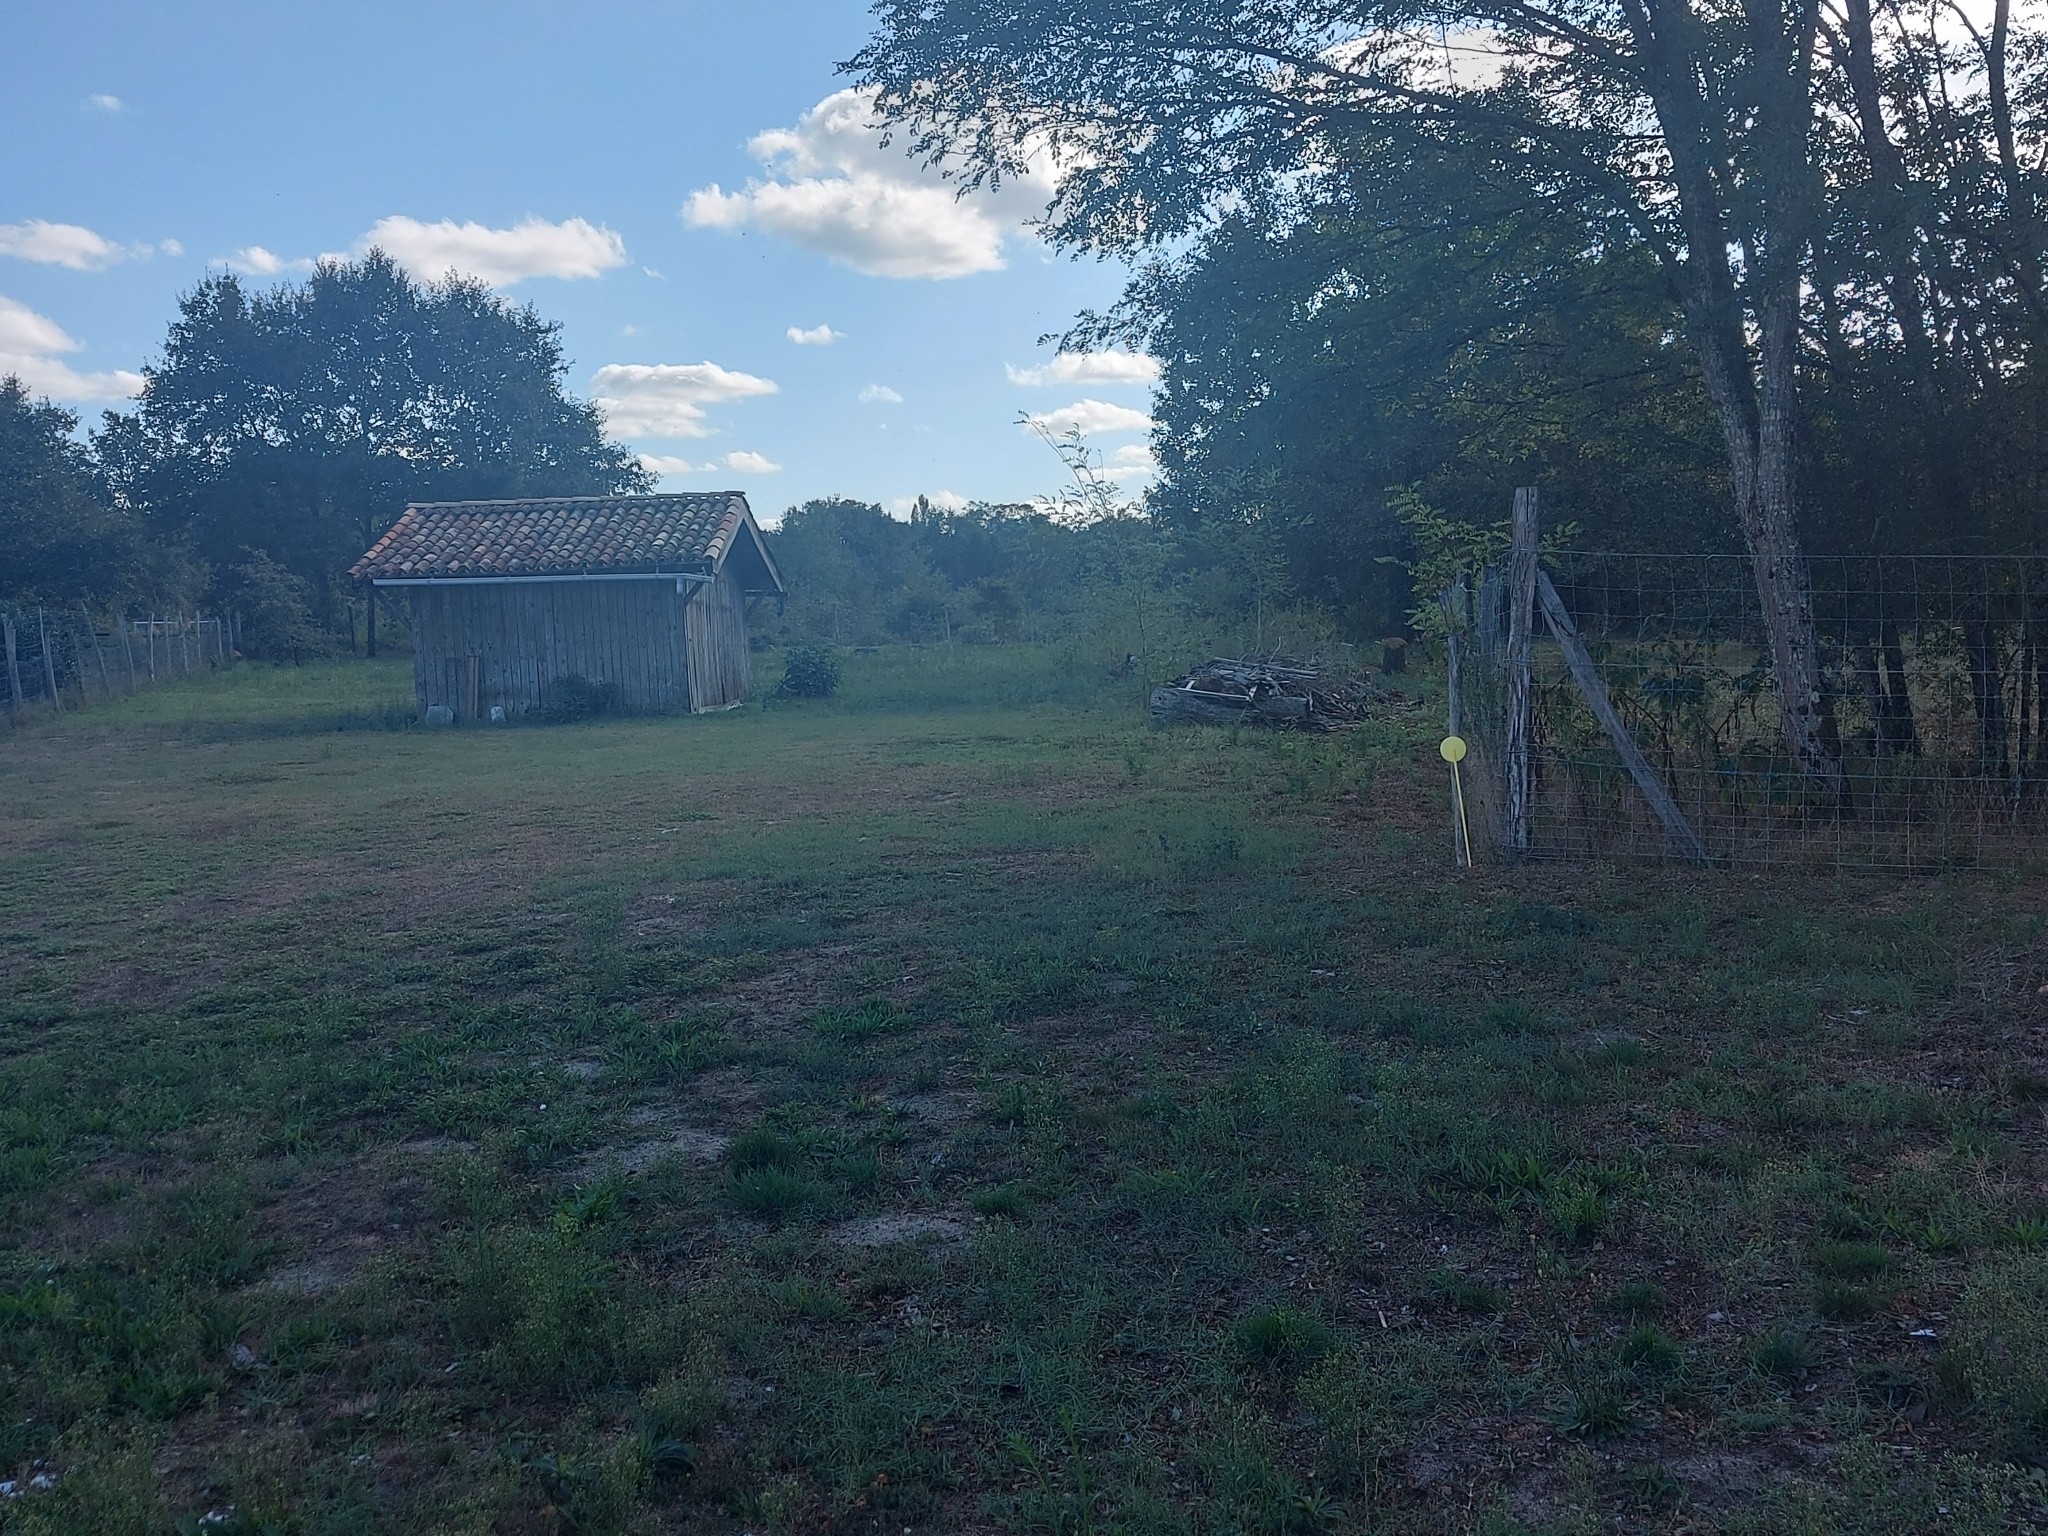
left=350, top=492, right=785, bottom=720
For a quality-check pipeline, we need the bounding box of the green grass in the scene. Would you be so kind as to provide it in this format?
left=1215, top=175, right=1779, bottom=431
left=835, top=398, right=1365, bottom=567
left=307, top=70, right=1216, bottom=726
left=0, top=647, right=2045, bottom=1533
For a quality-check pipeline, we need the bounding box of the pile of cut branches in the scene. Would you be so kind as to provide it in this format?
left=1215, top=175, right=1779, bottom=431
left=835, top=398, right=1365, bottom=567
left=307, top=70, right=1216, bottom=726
left=1148, top=655, right=1383, bottom=730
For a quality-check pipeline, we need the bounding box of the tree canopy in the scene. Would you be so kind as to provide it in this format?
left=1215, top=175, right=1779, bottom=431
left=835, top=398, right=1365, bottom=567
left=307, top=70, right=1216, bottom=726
left=92, top=252, right=649, bottom=624
left=854, top=0, right=2048, bottom=769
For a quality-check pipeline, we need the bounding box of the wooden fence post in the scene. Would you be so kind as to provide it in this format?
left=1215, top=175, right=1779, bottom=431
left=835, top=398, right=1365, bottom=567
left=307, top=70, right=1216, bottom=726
left=37, top=611, right=62, bottom=712
left=1536, top=571, right=1709, bottom=865
left=1504, top=487, right=1540, bottom=856
left=1441, top=579, right=1469, bottom=866
left=3, top=612, right=21, bottom=720
left=119, top=615, right=135, bottom=691
left=81, top=603, right=110, bottom=696
left=146, top=614, right=157, bottom=681
left=180, top=614, right=192, bottom=674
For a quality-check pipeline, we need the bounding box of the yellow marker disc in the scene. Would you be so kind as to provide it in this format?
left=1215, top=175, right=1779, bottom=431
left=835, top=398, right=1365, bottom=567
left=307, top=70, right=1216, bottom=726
left=1440, top=735, right=1468, bottom=764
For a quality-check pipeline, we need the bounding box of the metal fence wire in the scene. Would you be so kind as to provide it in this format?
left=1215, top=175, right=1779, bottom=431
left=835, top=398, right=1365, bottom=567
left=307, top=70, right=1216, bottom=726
left=1, top=605, right=234, bottom=728
left=1447, top=551, right=2048, bottom=871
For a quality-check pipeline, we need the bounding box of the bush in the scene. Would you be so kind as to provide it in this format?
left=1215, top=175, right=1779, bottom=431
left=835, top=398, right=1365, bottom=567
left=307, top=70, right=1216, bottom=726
left=537, top=673, right=620, bottom=723
left=776, top=644, right=841, bottom=699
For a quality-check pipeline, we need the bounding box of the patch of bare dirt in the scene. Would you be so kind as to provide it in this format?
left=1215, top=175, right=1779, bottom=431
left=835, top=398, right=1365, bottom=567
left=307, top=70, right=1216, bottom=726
left=828, top=1213, right=970, bottom=1250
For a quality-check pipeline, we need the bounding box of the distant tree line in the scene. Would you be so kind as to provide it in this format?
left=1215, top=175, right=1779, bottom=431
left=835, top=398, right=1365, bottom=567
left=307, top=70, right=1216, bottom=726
left=1, top=252, right=646, bottom=655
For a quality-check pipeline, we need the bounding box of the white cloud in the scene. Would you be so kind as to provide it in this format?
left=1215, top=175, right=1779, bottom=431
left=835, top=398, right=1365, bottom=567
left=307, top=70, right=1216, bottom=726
left=159, top=238, right=183, bottom=257
left=1024, top=399, right=1155, bottom=437
left=361, top=215, right=628, bottom=287
left=83, top=93, right=123, bottom=112
left=639, top=449, right=782, bottom=476
left=0, top=295, right=143, bottom=402
left=888, top=489, right=971, bottom=515
left=639, top=453, right=712, bottom=476
left=858, top=383, right=903, bottom=404
left=1102, top=443, right=1159, bottom=482
left=0, top=220, right=140, bottom=271
left=1007, top=350, right=1161, bottom=387
left=589, top=360, right=778, bottom=438
left=787, top=322, right=844, bottom=345
left=227, top=245, right=314, bottom=277
left=684, top=87, right=1054, bottom=280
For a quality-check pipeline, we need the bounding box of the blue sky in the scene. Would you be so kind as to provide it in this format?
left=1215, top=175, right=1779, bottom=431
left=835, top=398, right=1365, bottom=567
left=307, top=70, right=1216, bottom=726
left=0, top=0, right=1159, bottom=521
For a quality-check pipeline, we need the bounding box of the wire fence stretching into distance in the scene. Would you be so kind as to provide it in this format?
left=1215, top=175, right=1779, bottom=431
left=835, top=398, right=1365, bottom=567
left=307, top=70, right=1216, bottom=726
left=0, top=606, right=239, bottom=729
left=1449, top=550, right=2048, bottom=871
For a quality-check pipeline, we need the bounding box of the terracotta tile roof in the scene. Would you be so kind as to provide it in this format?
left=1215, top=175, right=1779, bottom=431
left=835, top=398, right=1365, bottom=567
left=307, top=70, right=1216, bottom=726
left=350, top=493, right=754, bottom=580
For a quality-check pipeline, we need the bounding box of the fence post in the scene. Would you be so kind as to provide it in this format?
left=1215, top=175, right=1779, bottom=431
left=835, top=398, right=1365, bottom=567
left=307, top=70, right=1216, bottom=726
left=3, top=612, right=21, bottom=720
left=1442, top=580, right=1469, bottom=866
left=1536, top=571, right=1709, bottom=865
left=80, top=603, right=110, bottom=696
left=180, top=614, right=192, bottom=674
left=1504, top=487, right=1540, bottom=856
left=146, top=613, right=157, bottom=681
left=119, top=614, right=135, bottom=691
left=37, top=611, right=62, bottom=713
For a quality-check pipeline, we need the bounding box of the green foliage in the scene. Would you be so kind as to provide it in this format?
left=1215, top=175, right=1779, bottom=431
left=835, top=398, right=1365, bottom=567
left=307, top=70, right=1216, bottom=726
left=94, top=252, right=648, bottom=629
left=1232, top=1306, right=1334, bottom=1376
left=226, top=550, right=327, bottom=661
left=776, top=642, right=842, bottom=699
left=537, top=673, right=621, bottom=723
left=0, top=378, right=148, bottom=606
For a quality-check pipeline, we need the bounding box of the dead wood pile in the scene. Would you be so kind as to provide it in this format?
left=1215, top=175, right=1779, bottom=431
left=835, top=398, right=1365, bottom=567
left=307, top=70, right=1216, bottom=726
left=1148, top=655, right=1384, bottom=730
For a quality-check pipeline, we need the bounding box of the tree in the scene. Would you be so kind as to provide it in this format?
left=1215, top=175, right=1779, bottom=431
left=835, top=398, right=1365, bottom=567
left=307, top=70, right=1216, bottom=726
left=0, top=376, right=144, bottom=606
left=851, top=0, right=2044, bottom=776
left=1082, top=140, right=1729, bottom=633
left=97, top=252, right=649, bottom=650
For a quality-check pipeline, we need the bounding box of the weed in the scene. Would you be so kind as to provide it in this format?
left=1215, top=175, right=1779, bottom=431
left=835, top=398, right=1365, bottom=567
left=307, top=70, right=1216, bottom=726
left=1815, top=1279, right=1880, bottom=1321
left=972, top=1183, right=1032, bottom=1220
left=1812, top=1240, right=1893, bottom=1280
left=1751, top=1327, right=1813, bottom=1383
left=1994, top=1215, right=2048, bottom=1249
left=555, top=1178, right=625, bottom=1233
left=1546, top=1181, right=1610, bottom=1245
left=1421, top=1268, right=1508, bottom=1316
left=725, top=1127, right=802, bottom=1173
left=1619, top=1324, right=1683, bottom=1376
left=1234, top=1307, right=1335, bottom=1376
left=813, top=998, right=906, bottom=1042
left=728, top=1166, right=822, bottom=1220
left=1622, top=1462, right=1683, bottom=1510
left=1554, top=1383, right=1632, bottom=1439
left=1607, top=1281, right=1663, bottom=1319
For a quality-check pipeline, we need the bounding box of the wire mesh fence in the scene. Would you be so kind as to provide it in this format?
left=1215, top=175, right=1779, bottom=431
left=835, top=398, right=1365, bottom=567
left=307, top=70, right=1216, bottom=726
left=1447, top=550, right=2048, bottom=871
left=1, top=605, right=236, bottom=730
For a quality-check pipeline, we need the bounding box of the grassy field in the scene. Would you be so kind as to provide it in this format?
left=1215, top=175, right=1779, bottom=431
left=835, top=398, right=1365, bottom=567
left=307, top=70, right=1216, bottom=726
left=2, top=648, right=2046, bottom=1535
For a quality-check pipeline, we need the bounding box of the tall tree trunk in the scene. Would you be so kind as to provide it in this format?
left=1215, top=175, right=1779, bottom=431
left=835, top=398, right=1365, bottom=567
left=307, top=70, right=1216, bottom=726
left=1631, top=0, right=1843, bottom=786
left=1880, top=622, right=1919, bottom=756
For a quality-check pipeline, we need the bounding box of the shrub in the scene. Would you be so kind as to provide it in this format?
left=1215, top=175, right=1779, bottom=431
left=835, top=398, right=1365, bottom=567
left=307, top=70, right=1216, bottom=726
left=537, top=673, right=620, bottom=723
left=777, top=643, right=841, bottom=699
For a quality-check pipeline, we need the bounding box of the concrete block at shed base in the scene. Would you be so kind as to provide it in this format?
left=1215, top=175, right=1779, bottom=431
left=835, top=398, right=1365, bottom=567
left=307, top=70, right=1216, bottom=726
left=424, top=704, right=455, bottom=726
left=489, top=705, right=506, bottom=723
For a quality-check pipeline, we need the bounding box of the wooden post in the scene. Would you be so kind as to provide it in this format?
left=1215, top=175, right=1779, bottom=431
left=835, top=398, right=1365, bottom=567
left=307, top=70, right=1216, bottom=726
left=38, top=611, right=62, bottom=713
left=68, top=624, right=88, bottom=707
left=146, top=614, right=157, bottom=681
left=118, top=613, right=135, bottom=691
left=180, top=614, right=192, bottom=674
left=3, top=613, right=21, bottom=719
left=80, top=604, right=110, bottom=696
left=1504, top=487, right=1540, bottom=856
left=1441, top=578, right=1469, bottom=866
left=465, top=654, right=480, bottom=720
left=1536, top=571, right=1709, bottom=865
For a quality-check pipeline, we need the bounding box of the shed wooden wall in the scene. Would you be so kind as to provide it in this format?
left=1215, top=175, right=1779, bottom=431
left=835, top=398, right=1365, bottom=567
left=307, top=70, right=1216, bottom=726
left=685, top=569, right=752, bottom=710
left=408, top=579, right=692, bottom=718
